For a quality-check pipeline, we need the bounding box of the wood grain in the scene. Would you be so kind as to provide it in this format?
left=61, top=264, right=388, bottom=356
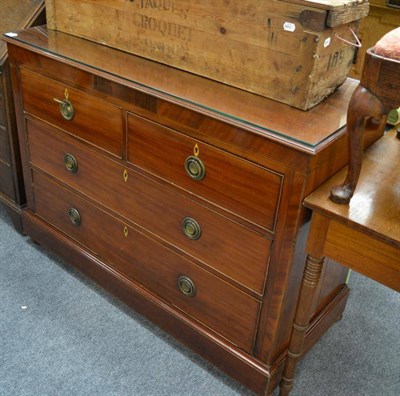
left=325, top=221, right=400, bottom=291
left=5, top=28, right=375, bottom=394
left=45, top=0, right=364, bottom=109
left=5, top=29, right=359, bottom=152
left=327, top=3, right=369, bottom=27
left=20, top=68, right=124, bottom=157
left=281, top=128, right=400, bottom=394
left=27, top=117, right=273, bottom=295
left=33, top=170, right=261, bottom=353
left=0, top=1, right=45, bottom=232
left=0, top=0, right=45, bottom=62
left=128, top=113, right=283, bottom=231
left=307, top=130, right=400, bottom=245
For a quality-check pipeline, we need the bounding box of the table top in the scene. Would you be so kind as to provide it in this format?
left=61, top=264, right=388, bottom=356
left=305, top=129, right=400, bottom=248
left=2, top=26, right=358, bottom=153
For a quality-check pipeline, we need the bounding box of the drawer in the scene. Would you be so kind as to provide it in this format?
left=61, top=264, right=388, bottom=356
left=27, top=119, right=271, bottom=294
left=0, top=125, right=12, bottom=164
left=0, top=94, right=6, bottom=127
left=0, top=160, right=15, bottom=199
left=20, top=68, right=123, bottom=157
left=122, top=171, right=272, bottom=295
left=127, top=113, right=283, bottom=231
left=32, top=171, right=260, bottom=353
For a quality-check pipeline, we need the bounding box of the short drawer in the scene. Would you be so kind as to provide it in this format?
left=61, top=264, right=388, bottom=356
left=32, top=171, right=260, bottom=353
left=20, top=68, right=123, bottom=157
left=127, top=113, right=283, bottom=231
left=27, top=119, right=271, bottom=294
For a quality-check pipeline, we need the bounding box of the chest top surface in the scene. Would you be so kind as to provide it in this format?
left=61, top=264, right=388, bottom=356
left=3, top=26, right=357, bottom=153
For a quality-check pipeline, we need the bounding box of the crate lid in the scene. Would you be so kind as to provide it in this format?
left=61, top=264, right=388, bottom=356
left=0, top=0, right=44, bottom=63
left=282, top=0, right=369, bottom=26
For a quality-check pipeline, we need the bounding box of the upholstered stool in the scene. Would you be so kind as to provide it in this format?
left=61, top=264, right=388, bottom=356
left=330, top=27, right=400, bottom=204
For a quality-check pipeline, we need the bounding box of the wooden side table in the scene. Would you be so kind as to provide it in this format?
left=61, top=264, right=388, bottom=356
left=280, top=129, right=400, bottom=395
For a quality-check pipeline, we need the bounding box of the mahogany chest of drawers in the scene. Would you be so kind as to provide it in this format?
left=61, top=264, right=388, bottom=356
left=0, top=0, right=45, bottom=231
left=4, top=27, right=382, bottom=394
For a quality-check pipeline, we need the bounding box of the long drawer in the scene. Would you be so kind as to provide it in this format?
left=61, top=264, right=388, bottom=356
left=0, top=125, right=11, bottom=165
left=27, top=118, right=272, bottom=294
left=32, top=170, right=261, bottom=353
left=20, top=68, right=123, bottom=157
left=127, top=113, right=283, bottom=232
left=0, top=92, right=5, bottom=127
left=0, top=161, right=15, bottom=199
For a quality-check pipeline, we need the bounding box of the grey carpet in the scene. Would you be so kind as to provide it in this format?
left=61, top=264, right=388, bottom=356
left=0, top=204, right=399, bottom=396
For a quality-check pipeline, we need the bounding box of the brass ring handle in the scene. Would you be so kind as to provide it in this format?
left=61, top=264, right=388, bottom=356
left=54, top=98, right=75, bottom=121
left=67, top=207, right=81, bottom=226
left=181, top=217, right=202, bottom=240
left=64, top=153, right=78, bottom=173
left=177, top=275, right=196, bottom=297
left=184, top=156, right=206, bottom=181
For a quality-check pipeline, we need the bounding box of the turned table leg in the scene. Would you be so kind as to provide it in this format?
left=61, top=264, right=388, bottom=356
left=279, top=213, right=330, bottom=396
left=330, top=85, right=385, bottom=204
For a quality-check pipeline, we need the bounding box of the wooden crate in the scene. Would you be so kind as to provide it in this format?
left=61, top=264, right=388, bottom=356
left=45, top=0, right=369, bottom=110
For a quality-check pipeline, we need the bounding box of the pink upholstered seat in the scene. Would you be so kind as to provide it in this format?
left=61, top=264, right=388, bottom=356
left=373, top=27, right=400, bottom=61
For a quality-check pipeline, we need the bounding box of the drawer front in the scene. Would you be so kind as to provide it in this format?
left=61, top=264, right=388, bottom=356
left=20, top=68, right=123, bottom=157
left=27, top=119, right=271, bottom=294
left=127, top=113, right=283, bottom=231
left=122, top=170, right=271, bottom=294
left=32, top=171, right=260, bottom=353
left=0, top=125, right=12, bottom=164
left=0, top=93, right=6, bottom=127
left=0, top=161, right=15, bottom=199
